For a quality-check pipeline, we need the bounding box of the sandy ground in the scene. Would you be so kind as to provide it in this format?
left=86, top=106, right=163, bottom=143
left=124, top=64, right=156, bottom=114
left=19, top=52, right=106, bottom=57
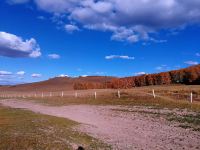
left=0, top=99, right=200, bottom=150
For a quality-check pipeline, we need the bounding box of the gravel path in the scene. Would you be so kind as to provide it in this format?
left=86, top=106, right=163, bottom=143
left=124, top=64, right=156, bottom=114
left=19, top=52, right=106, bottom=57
left=1, top=99, right=200, bottom=150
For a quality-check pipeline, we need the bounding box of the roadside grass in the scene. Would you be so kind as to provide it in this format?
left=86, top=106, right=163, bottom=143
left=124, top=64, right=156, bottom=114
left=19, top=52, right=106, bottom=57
left=167, top=113, right=200, bottom=131
left=167, top=113, right=200, bottom=125
left=113, top=107, right=200, bottom=131
left=0, top=105, right=110, bottom=150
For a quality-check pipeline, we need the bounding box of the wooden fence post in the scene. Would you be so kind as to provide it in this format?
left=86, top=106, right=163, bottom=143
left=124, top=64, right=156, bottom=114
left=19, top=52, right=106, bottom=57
left=94, top=91, right=97, bottom=99
left=153, top=89, right=156, bottom=98
left=75, top=92, right=78, bottom=98
left=61, top=91, right=64, bottom=97
left=118, top=90, right=120, bottom=99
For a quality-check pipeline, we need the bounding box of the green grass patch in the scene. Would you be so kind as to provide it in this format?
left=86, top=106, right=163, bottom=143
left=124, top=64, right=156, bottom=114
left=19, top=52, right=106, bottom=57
left=0, top=105, right=110, bottom=150
left=167, top=114, right=200, bottom=126
left=113, top=107, right=200, bottom=131
left=167, top=113, right=200, bottom=131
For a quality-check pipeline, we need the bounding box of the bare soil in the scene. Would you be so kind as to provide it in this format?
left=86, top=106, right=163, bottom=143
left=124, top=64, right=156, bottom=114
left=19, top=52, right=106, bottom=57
left=1, top=99, right=200, bottom=150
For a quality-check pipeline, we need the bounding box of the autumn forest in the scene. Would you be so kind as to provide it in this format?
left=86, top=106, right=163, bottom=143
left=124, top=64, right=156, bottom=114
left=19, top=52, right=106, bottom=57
left=74, top=65, right=200, bottom=90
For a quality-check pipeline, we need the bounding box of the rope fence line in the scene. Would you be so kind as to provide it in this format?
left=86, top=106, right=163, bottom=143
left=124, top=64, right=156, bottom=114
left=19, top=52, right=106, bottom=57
left=0, top=89, right=199, bottom=103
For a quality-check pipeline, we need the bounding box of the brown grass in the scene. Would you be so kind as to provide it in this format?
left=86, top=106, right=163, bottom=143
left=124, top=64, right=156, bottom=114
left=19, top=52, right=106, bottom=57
left=21, top=92, right=200, bottom=112
left=1, top=85, right=200, bottom=112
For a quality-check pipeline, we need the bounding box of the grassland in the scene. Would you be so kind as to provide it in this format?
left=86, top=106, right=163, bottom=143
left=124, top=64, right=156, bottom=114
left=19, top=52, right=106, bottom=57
left=21, top=88, right=200, bottom=112
left=0, top=105, right=110, bottom=150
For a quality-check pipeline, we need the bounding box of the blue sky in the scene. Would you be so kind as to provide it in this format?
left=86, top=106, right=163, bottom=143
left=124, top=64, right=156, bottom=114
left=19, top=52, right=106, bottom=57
left=0, top=0, right=200, bottom=84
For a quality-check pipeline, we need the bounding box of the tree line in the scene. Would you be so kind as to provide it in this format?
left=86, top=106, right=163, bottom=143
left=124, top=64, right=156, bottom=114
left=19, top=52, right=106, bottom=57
left=74, top=65, right=200, bottom=90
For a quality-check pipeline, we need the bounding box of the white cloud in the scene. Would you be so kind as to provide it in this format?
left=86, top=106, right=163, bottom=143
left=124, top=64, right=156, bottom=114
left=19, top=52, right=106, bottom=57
left=57, top=74, right=69, bottom=77
left=65, top=24, right=79, bottom=33
left=80, top=1, right=113, bottom=14
left=48, top=54, right=60, bottom=59
left=31, top=73, right=42, bottom=78
left=0, top=32, right=41, bottom=58
left=34, top=0, right=77, bottom=13
left=29, top=50, right=41, bottom=58
left=80, top=75, right=88, bottom=77
left=105, top=55, right=135, bottom=60
left=8, top=0, right=200, bottom=43
left=0, top=71, right=12, bottom=76
left=0, top=71, right=13, bottom=82
left=0, top=70, right=26, bottom=84
left=70, top=0, right=200, bottom=43
left=111, top=27, right=139, bottom=43
left=184, top=61, right=199, bottom=65
left=135, top=72, right=146, bottom=76
left=16, top=71, right=25, bottom=76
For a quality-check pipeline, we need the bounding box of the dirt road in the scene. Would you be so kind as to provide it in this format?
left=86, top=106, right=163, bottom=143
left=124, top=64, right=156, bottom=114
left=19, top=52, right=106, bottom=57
left=0, top=99, right=200, bottom=150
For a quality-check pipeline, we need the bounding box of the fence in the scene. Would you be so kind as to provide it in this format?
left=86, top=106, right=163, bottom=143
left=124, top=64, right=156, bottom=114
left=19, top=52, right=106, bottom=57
left=0, top=89, right=200, bottom=104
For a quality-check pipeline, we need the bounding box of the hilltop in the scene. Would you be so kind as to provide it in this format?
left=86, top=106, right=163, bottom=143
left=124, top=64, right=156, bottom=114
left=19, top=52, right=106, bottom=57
left=0, top=76, right=116, bottom=92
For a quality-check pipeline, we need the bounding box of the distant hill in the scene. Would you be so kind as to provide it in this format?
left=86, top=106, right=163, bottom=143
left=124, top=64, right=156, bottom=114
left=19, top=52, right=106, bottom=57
left=1, top=65, right=200, bottom=92
left=73, top=65, right=200, bottom=89
left=0, top=76, right=116, bottom=92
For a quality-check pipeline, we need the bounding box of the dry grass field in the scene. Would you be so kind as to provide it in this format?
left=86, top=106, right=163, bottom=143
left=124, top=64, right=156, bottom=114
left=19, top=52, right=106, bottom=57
left=1, top=85, right=199, bottom=111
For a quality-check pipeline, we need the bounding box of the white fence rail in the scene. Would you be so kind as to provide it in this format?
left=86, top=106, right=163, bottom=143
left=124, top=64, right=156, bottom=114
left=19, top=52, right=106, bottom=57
left=0, top=89, right=199, bottom=103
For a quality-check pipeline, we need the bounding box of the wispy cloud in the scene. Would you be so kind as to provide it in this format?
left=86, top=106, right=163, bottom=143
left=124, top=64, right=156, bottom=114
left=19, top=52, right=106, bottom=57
left=134, top=72, right=146, bottom=76
left=31, top=73, right=42, bottom=78
left=16, top=71, right=25, bottom=76
left=0, top=70, right=26, bottom=84
left=184, top=61, right=198, bottom=65
left=48, top=54, right=60, bottom=59
left=105, top=55, right=135, bottom=60
left=0, top=70, right=15, bottom=84
left=80, top=75, right=88, bottom=77
left=65, top=24, right=80, bottom=33
left=155, top=65, right=170, bottom=71
left=37, top=16, right=46, bottom=20
left=0, top=71, right=12, bottom=76
left=196, top=53, right=200, bottom=57
left=57, top=74, right=69, bottom=77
